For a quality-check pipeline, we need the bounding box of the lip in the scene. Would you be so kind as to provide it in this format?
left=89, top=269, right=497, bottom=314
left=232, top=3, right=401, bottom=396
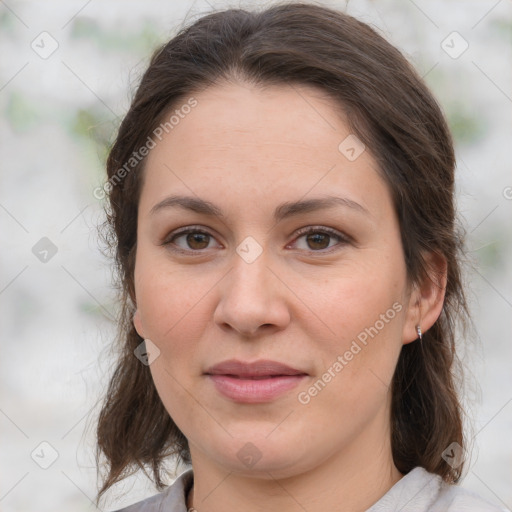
left=205, top=359, right=307, bottom=377
left=205, top=359, right=308, bottom=403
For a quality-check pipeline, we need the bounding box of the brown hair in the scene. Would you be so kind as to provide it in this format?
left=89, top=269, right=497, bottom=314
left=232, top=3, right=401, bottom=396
left=96, top=1, right=468, bottom=500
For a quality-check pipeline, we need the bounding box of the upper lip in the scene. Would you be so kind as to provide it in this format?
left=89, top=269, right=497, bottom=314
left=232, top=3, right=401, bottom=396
left=205, top=359, right=308, bottom=378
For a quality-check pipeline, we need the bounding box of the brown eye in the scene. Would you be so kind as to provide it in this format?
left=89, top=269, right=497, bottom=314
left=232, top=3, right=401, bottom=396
left=291, top=226, right=350, bottom=253
left=184, top=232, right=210, bottom=250
left=305, top=232, right=331, bottom=250
left=164, top=227, right=219, bottom=253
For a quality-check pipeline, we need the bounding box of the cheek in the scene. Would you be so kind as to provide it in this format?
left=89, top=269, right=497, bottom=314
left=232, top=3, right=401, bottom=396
left=135, top=253, right=204, bottom=337
left=312, top=263, right=406, bottom=390
left=136, top=262, right=210, bottom=430
left=321, top=260, right=404, bottom=337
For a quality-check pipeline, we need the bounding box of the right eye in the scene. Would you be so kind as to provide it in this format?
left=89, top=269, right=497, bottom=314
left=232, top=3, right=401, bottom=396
left=162, top=226, right=223, bottom=254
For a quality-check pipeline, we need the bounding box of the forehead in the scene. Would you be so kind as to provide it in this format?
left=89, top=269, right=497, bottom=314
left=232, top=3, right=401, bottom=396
left=141, top=81, right=392, bottom=221
left=155, top=81, right=350, bottom=158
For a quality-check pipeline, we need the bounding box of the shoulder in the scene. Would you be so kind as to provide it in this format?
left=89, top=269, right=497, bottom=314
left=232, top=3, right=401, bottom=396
left=435, top=480, right=507, bottom=512
left=111, top=469, right=194, bottom=512
left=367, top=467, right=505, bottom=512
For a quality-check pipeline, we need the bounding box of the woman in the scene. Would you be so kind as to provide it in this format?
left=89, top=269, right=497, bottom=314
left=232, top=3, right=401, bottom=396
left=95, top=3, right=504, bottom=511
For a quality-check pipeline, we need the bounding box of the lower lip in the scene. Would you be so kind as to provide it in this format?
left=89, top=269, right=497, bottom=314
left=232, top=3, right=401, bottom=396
left=207, top=374, right=307, bottom=403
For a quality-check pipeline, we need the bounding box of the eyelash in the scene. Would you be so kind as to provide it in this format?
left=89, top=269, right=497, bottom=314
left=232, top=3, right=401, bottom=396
left=162, top=225, right=351, bottom=255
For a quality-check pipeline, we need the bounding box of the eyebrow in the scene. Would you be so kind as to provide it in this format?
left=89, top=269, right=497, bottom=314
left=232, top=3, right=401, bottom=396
left=149, top=194, right=370, bottom=222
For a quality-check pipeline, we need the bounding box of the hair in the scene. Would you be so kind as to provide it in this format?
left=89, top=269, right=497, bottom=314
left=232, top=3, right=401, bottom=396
left=96, top=0, right=469, bottom=501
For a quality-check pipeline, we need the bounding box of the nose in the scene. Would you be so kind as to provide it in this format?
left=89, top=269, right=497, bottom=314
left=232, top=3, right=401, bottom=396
left=213, top=252, right=291, bottom=337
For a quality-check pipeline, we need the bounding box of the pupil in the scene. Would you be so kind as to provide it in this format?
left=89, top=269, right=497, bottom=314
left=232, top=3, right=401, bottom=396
left=188, top=233, right=209, bottom=249
left=308, top=233, right=329, bottom=250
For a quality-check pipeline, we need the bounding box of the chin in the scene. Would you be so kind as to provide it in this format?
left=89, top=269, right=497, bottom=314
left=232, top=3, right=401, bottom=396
left=209, top=436, right=314, bottom=479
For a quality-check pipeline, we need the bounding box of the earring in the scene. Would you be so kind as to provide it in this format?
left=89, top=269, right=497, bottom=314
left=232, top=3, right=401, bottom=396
left=416, top=325, right=422, bottom=341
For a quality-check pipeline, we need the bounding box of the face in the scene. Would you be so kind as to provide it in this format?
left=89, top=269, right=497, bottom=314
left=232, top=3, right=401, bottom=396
left=133, top=81, right=421, bottom=479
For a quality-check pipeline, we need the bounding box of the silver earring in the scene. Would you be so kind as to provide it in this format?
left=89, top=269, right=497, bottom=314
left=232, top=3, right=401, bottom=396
left=416, top=325, right=422, bottom=341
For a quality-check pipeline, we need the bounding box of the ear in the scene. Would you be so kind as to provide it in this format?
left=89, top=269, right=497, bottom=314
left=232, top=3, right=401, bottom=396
left=133, top=309, right=145, bottom=339
left=402, top=251, right=447, bottom=345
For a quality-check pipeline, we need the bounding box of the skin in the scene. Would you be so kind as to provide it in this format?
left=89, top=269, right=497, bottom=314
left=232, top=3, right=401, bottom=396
left=133, top=81, right=446, bottom=512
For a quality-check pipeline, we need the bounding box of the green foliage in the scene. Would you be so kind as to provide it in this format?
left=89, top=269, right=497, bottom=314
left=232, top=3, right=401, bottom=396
left=5, top=91, right=41, bottom=133
left=489, top=18, right=512, bottom=38
left=70, top=107, right=114, bottom=164
left=474, top=236, right=505, bottom=271
left=446, top=101, right=486, bottom=146
left=69, top=17, right=162, bottom=55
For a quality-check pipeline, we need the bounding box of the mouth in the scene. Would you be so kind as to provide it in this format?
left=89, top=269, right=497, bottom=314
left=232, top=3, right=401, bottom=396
left=205, top=358, right=307, bottom=378
left=204, top=359, right=308, bottom=403
left=212, top=374, right=300, bottom=379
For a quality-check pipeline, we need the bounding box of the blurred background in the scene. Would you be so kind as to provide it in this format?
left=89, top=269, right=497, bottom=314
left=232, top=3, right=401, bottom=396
left=0, top=0, right=511, bottom=510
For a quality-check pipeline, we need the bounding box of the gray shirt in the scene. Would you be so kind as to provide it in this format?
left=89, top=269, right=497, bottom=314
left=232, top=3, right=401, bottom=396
left=113, top=467, right=506, bottom=511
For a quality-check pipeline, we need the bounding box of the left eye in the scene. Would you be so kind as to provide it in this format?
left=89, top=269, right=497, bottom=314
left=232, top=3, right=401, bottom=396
left=290, top=227, right=349, bottom=252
